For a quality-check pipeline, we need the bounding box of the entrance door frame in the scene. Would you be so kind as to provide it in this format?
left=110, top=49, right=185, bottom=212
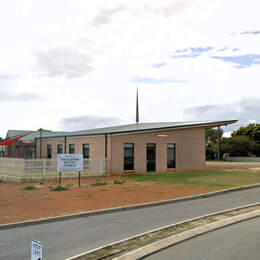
left=146, top=143, right=156, bottom=172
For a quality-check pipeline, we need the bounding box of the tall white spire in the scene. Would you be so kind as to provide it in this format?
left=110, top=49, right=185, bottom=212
left=136, top=86, right=139, bottom=124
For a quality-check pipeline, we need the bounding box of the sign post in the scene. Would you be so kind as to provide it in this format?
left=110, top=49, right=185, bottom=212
left=59, top=171, right=61, bottom=186
left=57, top=154, right=83, bottom=187
left=31, top=240, right=43, bottom=260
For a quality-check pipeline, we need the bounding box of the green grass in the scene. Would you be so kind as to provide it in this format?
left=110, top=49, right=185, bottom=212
left=23, top=185, right=37, bottom=191
left=44, top=196, right=53, bottom=200
left=114, top=179, right=125, bottom=185
left=127, top=170, right=260, bottom=189
left=0, top=180, right=5, bottom=184
left=50, top=185, right=68, bottom=191
left=91, top=181, right=107, bottom=187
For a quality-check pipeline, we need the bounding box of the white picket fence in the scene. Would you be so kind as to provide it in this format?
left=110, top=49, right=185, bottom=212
left=0, top=157, right=109, bottom=179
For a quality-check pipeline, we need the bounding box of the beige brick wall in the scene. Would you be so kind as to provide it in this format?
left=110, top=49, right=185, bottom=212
left=110, top=127, right=206, bottom=174
left=36, top=135, right=105, bottom=159
left=36, top=127, right=206, bottom=174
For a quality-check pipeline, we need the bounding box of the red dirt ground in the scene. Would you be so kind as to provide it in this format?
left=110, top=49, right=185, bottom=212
left=0, top=176, right=215, bottom=225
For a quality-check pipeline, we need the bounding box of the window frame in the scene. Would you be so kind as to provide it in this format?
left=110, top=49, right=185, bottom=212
left=57, top=144, right=63, bottom=154
left=124, top=143, right=134, bottom=170
left=69, top=144, right=75, bottom=154
left=47, top=144, right=52, bottom=159
left=82, top=143, right=90, bottom=159
left=167, top=143, right=176, bottom=168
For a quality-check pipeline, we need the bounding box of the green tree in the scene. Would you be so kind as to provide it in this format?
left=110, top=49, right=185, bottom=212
left=205, top=128, right=223, bottom=160
left=221, top=135, right=259, bottom=157
left=37, top=128, right=52, bottom=132
left=206, top=128, right=223, bottom=144
left=232, top=123, right=260, bottom=143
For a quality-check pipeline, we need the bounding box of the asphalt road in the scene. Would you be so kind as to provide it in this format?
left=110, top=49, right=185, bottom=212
left=144, top=216, right=260, bottom=260
left=0, top=187, right=260, bottom=260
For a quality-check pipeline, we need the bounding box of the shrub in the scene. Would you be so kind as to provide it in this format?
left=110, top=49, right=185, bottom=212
left=114, top=179, right=124, bottom=185
left=51, top=185, right=68, bottom=191
left=91, top=181, right=107, bottom=187
left=23, top=185, right=37, bottom=191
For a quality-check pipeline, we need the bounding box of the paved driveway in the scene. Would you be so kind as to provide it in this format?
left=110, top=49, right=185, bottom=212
left=207, top=161, right=260, bottom=166
left=0, top=187, right=260, bottom=260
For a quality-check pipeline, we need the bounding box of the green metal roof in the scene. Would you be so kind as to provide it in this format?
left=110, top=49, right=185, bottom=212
left=35, top=120, right=237, bottom=139
left=7, top=130, right=67, bottom=141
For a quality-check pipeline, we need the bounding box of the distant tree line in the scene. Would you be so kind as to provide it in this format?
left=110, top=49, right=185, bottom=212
left=206, top=123, right=260, bottom=160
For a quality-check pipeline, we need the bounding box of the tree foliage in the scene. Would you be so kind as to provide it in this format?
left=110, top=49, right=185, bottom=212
left=37, top=128, right=52, bottom=132
left=232, top=124, right=260, bottom=143
left=205, top=128, right=223, bottom=160
left=206, top=128, right=223, bottom=144
left=206, top=124, right=260, bottom=159
left=221, top=136, right=260, bottom=157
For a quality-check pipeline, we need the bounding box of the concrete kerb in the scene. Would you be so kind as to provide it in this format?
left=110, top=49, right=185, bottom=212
left=1, top=183, right=260, bottom=230
left=114, top=209, right=260, bottom=260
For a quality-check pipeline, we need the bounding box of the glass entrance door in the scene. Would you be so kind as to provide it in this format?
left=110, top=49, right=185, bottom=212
left=146, top=143, right=156, bottom=172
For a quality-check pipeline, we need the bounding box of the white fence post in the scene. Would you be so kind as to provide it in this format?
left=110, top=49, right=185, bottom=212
left=105, top=159, right=109, bottom=176
left=43, top=159, right=46, bottom=177
left=100, top=159, right=102, bottom=176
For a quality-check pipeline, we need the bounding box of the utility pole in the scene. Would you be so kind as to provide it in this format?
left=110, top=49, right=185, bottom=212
left=217, top=126, right=221, bottom=161
left=64, top=136, right=67, bottom=153
left=40, top=128, right=43, bottom=159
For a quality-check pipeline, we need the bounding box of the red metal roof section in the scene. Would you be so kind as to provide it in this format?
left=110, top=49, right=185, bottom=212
left=0, top=132, right=31, bottom=146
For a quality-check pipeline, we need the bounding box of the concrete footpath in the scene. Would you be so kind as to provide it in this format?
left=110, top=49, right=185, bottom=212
left=143, top=214, right=260, bottom=260
left=1, top=186, right=260, bottom=260
left=114, top=207, right=260, bottom=260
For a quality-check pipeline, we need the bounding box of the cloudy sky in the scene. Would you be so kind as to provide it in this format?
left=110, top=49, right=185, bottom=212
left=1, top=0, right=260, bottom=138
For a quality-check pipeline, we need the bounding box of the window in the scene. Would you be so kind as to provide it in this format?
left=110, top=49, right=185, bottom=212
left=57, top=144, right=63, bottom=154
left=82, top=144, right=89, bottom=159
left=47, top=144, right=52, bottom=158
left=147, top=143, right=156, bottom=172
left=167, top=144, right=176, bottom=168
left=69, top=144, right=75, bottom=154
left=124, top=143, right=134, bottom=170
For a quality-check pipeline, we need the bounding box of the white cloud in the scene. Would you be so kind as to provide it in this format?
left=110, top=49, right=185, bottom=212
left=184, top=97, right=260, bottom=131
left=1, top=0, right=260, bottom=137
left=91, top=4, right=127, bottom=26
left=0, top=90, right=41, bottom=102
left=34, top=47, right=94, bottom=78
left=61, top=115, right=124, bottom=130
